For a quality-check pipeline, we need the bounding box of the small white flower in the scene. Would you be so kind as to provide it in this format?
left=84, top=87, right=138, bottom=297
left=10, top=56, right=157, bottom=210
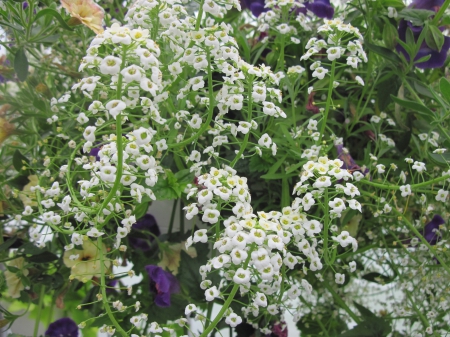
left=349, top=261, right=357, bottom=272
left=436, top=189, right=448, bottom=202
left=355, top=76, right=364, bottom=86
left=399, top=185, right=412, bottom=197
left=204, top=286, right=220, bottom=301
left=193, top=229, right=208, bottom=243
left=185, top=304, right=197, bottom=316
left=412, top=161, right=426, bottom=173
left=335, top=273, right=345, bottom=284
left=86, top=227, right=104, bottom=238
left=225, top=313, right=242, bottom=327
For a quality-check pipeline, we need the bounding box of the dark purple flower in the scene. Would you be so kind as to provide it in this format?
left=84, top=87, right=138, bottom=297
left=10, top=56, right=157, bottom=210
left=396, top=0, right=450, bottom=68
left=241, top=0, right=267, bottom=17
left=410, top=0, right=444, bottom=11
left=145, top=265, right=180, bottom=307
left=22, top=2, right=28, bottom=10
left=128, top=214, right=160, bottom=252
left=301, top=0, right=334, bottom=19
left=423, top=214, right=445, bottom=245
left=396, top=19, right=450, bottom=69
left=45, top=317, right=78, bottom=337
left=336, top=144, right=368, bottom=175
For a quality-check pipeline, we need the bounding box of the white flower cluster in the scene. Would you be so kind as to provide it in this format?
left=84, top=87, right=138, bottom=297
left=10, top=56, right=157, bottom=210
left=301, top=19, right=367, bottom=85
left=183, top=159, right=360, bottom=331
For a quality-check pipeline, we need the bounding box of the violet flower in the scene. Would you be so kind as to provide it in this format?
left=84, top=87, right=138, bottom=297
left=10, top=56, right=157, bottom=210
left=45, top=317, right=78, bottom=337
left=22, top=2, right=28, bottom=10
left=241, top=0, right=267, bottom=17
left=128, top=214, right=160, bottom=252
left=396, top=0, right=450, bottom=68
left=423, top=214, right=445, bottom=245
left=299, top=0, right=334, bottom=19
left=145, top=265, right=180, bottom=307
left=336, top=144, right=368, bottom=174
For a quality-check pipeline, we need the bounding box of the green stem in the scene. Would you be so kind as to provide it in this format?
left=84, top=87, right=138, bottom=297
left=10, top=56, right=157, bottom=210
left=230, top=77, right=253, bottom=168
left=432, top=0, right=450, bottom=25
left=318, top=60, right=336, bottom=144
left=199, top=245, right=256, bottom=337
left=168, top=198, right=178, bottom=239
left=391, top=208, right=450, bottom=274
left=323, top=281, right=361, bottom=323
left=169, top=48, right=214, bottom=149
left=323, top=189, right=332, bottom=266
left=358, top=174, right=449, bottom=190
left=33, top=285, right=45, bottom=337
left=98, top=236, right=128, bottom=337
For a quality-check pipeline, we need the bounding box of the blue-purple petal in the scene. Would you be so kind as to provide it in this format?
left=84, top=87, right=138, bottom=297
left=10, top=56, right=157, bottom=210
left=304, top=0, right=334, bottom=19
left=45, top=317, right=78, bottom=337
left=410, top=0, right=444, bottom=10
left=424, top=215, right=445, bottom=245
left=145, top=265, right=180, bottom=307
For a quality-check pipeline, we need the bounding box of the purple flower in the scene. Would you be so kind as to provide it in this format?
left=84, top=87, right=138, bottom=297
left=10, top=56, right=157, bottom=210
left=410, top=0, right=444, bottom=11
left=128, top=214, right=160, bottom=252
left=300, top=0, right=334, bottom=19
left=22, top=2, right=29, bottom=10
left=396, top=0, right=450, bottom=69
left=241, top=0, right=267, bottom=17
left=336, top=144, right=368, bottom=174
left=145, top=265, right=180, bottom=307
left=423, top=215, right=445, bottom=245
left=45, top=317, right=78, bottom=337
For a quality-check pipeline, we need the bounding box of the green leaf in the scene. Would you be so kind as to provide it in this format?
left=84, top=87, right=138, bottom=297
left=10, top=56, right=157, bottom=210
left=354, top=302, right=376, bottom=319
left=365, top=43, right=402, bottom=64
left=414, top=54, right=431, bottom=65
left=34, top=34, right=60, bottom=43
left=424, top=23, right=444, bottom=51
left=0, top=20, right=24, bottom=31
left=260, top=172, right=297, bottom=180
left=382, top=22, right=398, bottom=50
left=33, top=8, right=73, bottom=31
left=27, top=251, right=58, bottom=263
left=12, top=149, right=30, bottom=173
left=362, top=272, right=396, bottom=284
left=398, top=8, right=435, bottom=26
left=178, top=242, right=210, bottom=302
left=390, top=95, right=435, bottom=118
left=0, top=237, right=18, bottom=253
left=14, top=48, right=28, bottom=82
left=429, top=152, right=450, bottom=165
left=439, top=77, right=450, bottom=99
left=134, top=201, right=150, bottom=220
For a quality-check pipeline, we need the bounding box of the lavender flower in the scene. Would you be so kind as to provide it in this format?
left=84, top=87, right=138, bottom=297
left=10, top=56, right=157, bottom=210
left=336, top=144, right=368, bottom=174
left=45, top=317, right=78, bottom=337
left=396, top=0, right=450, bottom=68
left=145, top=265, right=180, bottom=307
left=128, top=214, right=160, bottom=252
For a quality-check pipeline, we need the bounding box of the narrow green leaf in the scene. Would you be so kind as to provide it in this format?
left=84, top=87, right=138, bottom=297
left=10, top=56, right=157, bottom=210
left=0, top=237, right=18, bottom=252
left=425, top=23, right=444, bottom=51
left=14, top=48, right=28, bottom=82
left=27, top=251, right=58, bottom=263
left=12, top=149, right=29, bottom=172
left=33, top=8, right=73, bottom=31
left=398, top=8, right=435, bottom=25
left=365, top=43, right=402, bottom=64
left=390, top=95, right=435, bottom=117
left=0, top=20, right=24, bottom=31
left=382, top=22, right=398, bottom=50
left=439, top=77, right=450, bottom=98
